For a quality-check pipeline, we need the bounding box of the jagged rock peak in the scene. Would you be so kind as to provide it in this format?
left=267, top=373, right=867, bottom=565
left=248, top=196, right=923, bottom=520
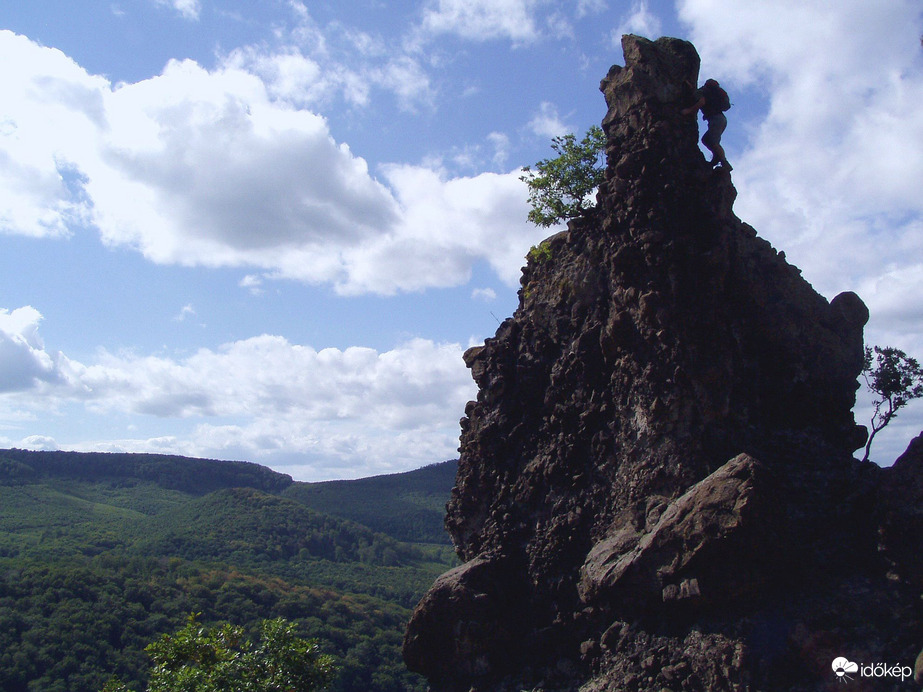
left=598, top=35, right=736, bottom=229
left=405, top=36, right=921, bottom=692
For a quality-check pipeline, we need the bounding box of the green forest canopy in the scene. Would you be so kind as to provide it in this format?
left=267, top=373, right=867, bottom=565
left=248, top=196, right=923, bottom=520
left=0, top=450, right=458, bottom=692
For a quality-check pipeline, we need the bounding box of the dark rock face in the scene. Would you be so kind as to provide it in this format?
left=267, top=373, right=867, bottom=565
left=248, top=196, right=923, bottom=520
left=405, top=35, right=923, bottom=691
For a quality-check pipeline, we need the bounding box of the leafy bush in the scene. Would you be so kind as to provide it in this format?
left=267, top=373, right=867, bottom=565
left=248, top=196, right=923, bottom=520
left=135, top=615, right=336, bottom=692
left=527, top=241, right=553, bottom=265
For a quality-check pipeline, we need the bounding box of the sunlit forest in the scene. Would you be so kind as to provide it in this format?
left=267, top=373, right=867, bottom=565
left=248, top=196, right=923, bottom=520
left=0, top=450, right=457, bottom=691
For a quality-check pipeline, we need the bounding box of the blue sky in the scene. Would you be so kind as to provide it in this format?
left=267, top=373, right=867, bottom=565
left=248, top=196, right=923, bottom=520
left=1, top=0, right=921, bottom=480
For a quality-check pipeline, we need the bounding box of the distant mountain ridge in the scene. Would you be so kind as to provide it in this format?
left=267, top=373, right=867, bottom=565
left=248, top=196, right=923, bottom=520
left=0, top=449, right=456, bottom=545
left=0, top=448, right=293, bottom=495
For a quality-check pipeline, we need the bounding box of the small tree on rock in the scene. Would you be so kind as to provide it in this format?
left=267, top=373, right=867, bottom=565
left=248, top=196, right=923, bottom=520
left=861, top=345, right=923, bottom=463
left=520, top=125, right=607, bottom=227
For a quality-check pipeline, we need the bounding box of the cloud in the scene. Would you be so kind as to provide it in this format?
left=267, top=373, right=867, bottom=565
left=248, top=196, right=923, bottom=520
left=74, top=422, right=457, bottom=480
left=577, top=0, right=608, bottom=19
left=19, top=434, right=60, bottom=451
left=0, top=307, right=74, bottom=392
left=222, top=7, right=433, bottom=112
left=528, top=101, right=573, bottom=139
left=0, top=31, right=540, bottom=296
left=155, top=0, right=201, bottom=21
left=77, top=336, right=476, bottom=473
left=239, top=275, right=265, bottom=295
left=614, top=0, right=663, bottom=42
left=78, top=336, right=471, bottom=422
left=0, top=33, right=107, bottom=238
left=223, top=47, right=334, bottom=107
left=375, top=55, right=434, bottom=111
left=419, top=0, right=545, bottom=43
left=95, top=58, right=400, bottom=264
left=0, top=306, right=477, bottom=476
left=545, top=10, right=575, bottom=41
left=173, top=304, right=197, bottom=322
left=357, top=164, right=544, bottom=293
left=680, top=1, right=923, bottom=270
left=487, top=132, right=512, bottom=169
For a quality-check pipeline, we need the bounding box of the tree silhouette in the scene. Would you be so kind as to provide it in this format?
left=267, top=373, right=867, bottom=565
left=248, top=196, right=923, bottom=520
left=861, top=345, right=923, bottom=463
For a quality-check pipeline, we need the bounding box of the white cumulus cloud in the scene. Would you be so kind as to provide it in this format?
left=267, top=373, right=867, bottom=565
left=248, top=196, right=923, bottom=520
left=0, top=307, right=74, bottom=392
left=0, top=305, right=476, bottom=476
left=419, top=0, right=545, bottom=44
left=528, top=101, right=573, bottom=139
left=77, top=335, right=475, bottom=474
left=614, top=0, right=662, bottom=42
left=0, top=30, right=541, bottom=296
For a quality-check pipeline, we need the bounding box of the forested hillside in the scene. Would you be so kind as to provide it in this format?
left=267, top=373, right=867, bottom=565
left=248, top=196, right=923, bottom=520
left=284, top=461, right=457, bottom=544
left=0, top=450, right=457, bottom=691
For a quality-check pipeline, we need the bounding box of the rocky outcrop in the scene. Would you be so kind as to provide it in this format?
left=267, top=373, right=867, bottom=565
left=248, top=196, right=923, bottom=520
left=880, top=433, right=923, bottom=584
left=404, top=35, right=923, bottom=691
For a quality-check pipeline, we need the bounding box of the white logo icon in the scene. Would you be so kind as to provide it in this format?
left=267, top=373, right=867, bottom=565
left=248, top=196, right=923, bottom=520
left=832, top=657, right=859, bottom=682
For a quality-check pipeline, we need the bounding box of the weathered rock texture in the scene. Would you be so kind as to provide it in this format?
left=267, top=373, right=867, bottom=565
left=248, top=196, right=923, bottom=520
left=404, top=35, right=923, bottom=691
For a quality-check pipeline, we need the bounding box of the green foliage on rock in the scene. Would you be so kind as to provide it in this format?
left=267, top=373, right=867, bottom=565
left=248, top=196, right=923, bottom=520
left=520, top=125, right=607, bottom=227
left=526, top=240, right=553, bottom=265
